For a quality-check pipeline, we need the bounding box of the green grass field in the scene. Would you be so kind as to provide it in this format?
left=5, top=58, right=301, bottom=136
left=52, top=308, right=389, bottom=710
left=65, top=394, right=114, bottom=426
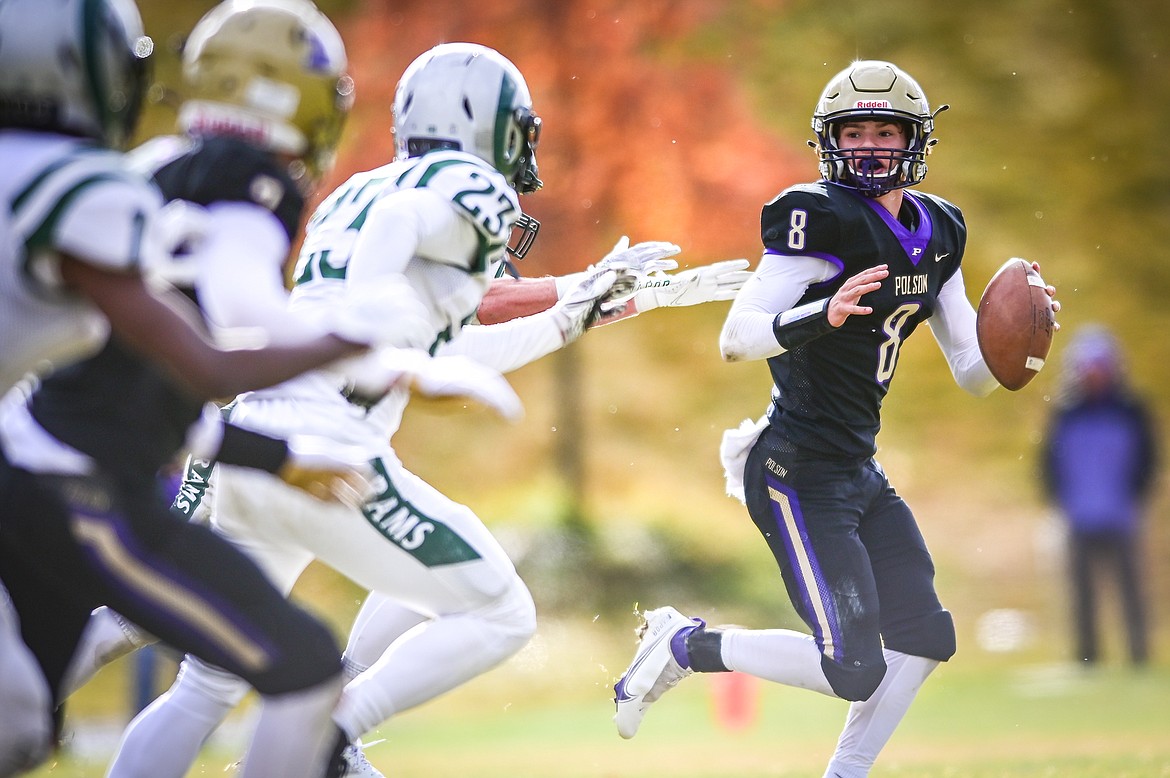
left=30, top=616, right=1170, bottom=777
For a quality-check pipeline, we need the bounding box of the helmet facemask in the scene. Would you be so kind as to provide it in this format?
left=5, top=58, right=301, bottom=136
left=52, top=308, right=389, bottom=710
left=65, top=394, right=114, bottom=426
left=507, top=107, right=542, bottom=196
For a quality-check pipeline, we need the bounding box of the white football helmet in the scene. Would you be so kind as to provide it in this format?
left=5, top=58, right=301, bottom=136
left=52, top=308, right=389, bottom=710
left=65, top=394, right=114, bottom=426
left=0, top=0, right=153, bottom=149
left=179, top=0, right=353, bottom=184
left=393, top=43, right=542, bottom=196
left=811, top=60, right=947, bottom=196
left=393, top=43, right=542, bottom=258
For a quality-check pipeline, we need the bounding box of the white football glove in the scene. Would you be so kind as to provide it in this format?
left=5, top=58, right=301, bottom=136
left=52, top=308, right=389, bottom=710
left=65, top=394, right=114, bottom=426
left=595, top=236, right=682, bottom=296
left=556, top=237, right=682, bottom=300
left=280, top=434, right=376, bottom=508
left=604, top=258, right=751, bottom=313
left=325, top=276, right=433, bottom=350
left=342, top=348, right=523, bottom=422
left=550, top=266, right=618, bottom=344
left=143, top=200, right=212, bottom=286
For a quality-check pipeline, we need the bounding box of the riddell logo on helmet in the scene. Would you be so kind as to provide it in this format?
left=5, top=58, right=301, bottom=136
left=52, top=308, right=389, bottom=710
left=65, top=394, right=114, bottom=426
left=854, top=100, right=891, bottom=109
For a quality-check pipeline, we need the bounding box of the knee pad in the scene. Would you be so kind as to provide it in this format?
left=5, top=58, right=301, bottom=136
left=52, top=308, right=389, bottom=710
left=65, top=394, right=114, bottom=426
left=820, top=653, right=887, bottom=702
left=885, top=609, right=957, bottom=662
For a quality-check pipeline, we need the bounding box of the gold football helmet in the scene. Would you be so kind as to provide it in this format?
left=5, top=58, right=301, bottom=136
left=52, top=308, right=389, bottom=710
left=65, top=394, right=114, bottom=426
left=811, top=60, right=947, bottom=196
left=179, top=0, right=354, bottom=183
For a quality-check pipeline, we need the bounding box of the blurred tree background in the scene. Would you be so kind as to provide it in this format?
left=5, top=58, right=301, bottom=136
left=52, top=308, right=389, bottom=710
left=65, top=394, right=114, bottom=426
left=133, top=0, right=1170, bottom=660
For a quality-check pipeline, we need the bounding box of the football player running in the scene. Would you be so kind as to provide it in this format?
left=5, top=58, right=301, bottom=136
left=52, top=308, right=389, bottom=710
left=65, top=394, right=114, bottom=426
left=96, top=39, right=748, bottom=777
left=0, top=0, right=457, bottom=775
left=612, top=60, right=1059, bottom=777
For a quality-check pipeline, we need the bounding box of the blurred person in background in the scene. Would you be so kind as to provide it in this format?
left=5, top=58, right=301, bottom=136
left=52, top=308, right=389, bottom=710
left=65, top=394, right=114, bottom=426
left=1041, top=324, right=1158, bottom=667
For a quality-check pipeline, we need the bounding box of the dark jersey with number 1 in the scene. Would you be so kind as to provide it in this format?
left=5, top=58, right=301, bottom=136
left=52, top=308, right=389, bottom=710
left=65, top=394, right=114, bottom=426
left=761, top=182, right=966, bottom=459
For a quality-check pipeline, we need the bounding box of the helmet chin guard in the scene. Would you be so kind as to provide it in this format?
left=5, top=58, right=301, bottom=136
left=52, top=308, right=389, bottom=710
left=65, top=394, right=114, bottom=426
left=810, top=60, right=947, bottom=196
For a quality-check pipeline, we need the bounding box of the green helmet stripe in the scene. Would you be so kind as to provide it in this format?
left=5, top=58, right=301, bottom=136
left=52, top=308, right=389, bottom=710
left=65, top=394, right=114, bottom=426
left=79, top=0, right=113, bottom=141
left=23, top=173, right=121, bottom=253
left=493, top=73, right=517, bottom=176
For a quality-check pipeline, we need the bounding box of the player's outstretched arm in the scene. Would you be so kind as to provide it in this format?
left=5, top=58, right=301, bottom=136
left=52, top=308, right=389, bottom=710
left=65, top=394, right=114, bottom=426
left=476, top=276, right=560, bottom=325
left=596, top=257, right=751, bottom=325
left=475, top=237, right=682, bottom=325
left=61, top=256, right=364, bottom=401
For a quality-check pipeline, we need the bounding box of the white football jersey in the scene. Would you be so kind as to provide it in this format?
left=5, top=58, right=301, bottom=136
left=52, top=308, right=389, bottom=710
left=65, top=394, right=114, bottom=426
left=233, top=150, right=521, bottom=445
left=0, top=130, right=165, bottom=393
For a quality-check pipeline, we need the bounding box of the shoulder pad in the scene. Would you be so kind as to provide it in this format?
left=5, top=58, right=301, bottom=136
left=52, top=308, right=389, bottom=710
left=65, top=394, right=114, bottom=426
left=14, top=146, right=162, bottom=274
left=761, top=184, right=844, bottom=256
left=152, top=136, right=304, bottom=239
left=395, top=150, right=520, bottom=249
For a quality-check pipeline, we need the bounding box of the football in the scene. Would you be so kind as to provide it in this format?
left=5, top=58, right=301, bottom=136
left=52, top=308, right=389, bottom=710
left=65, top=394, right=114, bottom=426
left=976, top=257, right=1055, bottom=391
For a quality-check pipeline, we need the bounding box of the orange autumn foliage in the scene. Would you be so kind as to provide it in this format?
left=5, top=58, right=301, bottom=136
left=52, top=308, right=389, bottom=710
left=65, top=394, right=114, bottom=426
left=328, top=0, right=807, bottom=276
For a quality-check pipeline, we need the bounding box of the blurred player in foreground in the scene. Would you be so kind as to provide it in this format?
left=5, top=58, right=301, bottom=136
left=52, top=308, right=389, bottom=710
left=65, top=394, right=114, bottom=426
left=612, top=60, right=1058, bottom=777
left=0, top=0, right=460, bottom=775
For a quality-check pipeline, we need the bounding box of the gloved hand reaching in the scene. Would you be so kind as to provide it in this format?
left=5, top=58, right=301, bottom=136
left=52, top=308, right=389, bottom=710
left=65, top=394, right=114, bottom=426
left=556, top=236, right=681, bottom=301
left=279, top=434, right=376, bottom=508
left=607, top=258, right=752, bottom=313
left=594, top=236, right=682, bottom=296
left=550, top=266, right=617, bottom=344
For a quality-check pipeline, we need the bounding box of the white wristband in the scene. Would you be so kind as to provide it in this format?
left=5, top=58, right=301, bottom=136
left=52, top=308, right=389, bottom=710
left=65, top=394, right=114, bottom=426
left=554, top=272, right=586, bottom=299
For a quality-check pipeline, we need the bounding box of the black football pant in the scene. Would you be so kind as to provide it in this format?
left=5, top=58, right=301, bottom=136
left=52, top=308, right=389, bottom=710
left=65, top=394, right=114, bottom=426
left=0, top=451, right=341, bottom=705
left=743, top=427, right=955, bottom=700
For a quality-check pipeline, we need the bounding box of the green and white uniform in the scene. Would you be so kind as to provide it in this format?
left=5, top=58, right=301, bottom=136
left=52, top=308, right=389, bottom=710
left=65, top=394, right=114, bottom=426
left=184, top=150, right=547, bottom=737
left=0, top=131, right=165, bottom=395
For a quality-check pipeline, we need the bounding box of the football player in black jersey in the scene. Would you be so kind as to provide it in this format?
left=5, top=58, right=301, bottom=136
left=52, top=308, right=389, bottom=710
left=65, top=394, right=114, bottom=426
left=612, top=60, right=1058, bottom=777
left=0, top=1, right=434, bottom=775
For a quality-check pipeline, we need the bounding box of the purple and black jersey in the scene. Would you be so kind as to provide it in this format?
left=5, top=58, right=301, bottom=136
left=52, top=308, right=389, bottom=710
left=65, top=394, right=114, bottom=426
left=760, top=182, right=966, bottom=458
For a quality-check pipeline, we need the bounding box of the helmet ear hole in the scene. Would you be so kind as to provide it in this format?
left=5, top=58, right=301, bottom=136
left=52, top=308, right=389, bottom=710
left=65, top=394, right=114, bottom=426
left=462, top=96, right=473, bottom=121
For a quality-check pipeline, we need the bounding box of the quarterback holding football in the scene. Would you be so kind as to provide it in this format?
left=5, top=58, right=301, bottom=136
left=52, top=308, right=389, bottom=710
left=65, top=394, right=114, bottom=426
left=614, top=59, right=1060, bottom=778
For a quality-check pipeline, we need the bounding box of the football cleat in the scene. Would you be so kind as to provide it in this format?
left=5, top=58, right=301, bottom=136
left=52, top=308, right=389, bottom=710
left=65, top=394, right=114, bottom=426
left=613, top=606, right=704, bottom=739
left=340, top=741, right=385, bottom=778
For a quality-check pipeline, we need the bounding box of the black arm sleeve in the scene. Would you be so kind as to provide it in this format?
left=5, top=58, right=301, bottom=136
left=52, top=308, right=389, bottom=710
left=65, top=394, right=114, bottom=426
left=772, top=299, right=836, bottom=351
left=216, top=423, right=289, bottom=474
